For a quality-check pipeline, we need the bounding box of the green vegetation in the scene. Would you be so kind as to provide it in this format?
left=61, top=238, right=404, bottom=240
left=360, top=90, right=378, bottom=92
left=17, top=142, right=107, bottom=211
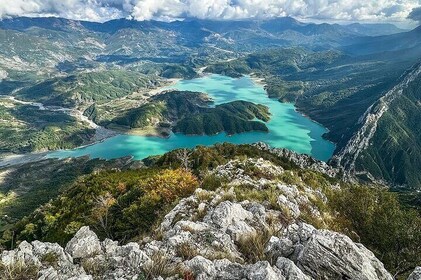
left=114, top=102, right=167, bottom=129
left=174, top=101, right=270, bottom=135
left=112, top=91, right=208, bottom=129
left=113, top=91, right=270, bottom=135
left=356, top=76, right=421, bottom=188
left=16, top=70, right=153, bottom=108
left=152, top=143, right=298, bottom=173
left=160, top=65, right=197, bottom=79
left=2, top=168, right=198, bottom=246
left=0, top=157, right=137, bottom=227
left=326, top=185, right=421, bottom=277
left=0, top=100, right=94, bottom=155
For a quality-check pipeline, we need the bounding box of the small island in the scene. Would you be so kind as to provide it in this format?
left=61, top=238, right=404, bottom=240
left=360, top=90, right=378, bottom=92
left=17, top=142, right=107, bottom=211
left=108, top=91, right=271, bottom=137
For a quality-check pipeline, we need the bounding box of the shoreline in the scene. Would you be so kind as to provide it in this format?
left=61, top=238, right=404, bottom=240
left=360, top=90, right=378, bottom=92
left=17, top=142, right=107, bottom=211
left=248, top=73, right=337, bottom=150
left=0, top=78, right=182, bottom=168
left=0, top=152, right=50, bottom=168
left=249, top=73, right=267, bottom=88
left=0, top=72, right=337, bottom=167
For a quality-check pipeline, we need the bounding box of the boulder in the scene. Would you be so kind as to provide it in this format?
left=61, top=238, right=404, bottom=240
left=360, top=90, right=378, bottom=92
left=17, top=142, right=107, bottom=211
left=186, top=256, right=216, bottom=278
left=283, top=223, right=393, bottom=280
left=246, top=261, right=285, bottom=280
left=275, top=257, right=312, bottom=280
left=65, top=226, right=102, bottom=259
left=204, top=201, right=253, bottom=230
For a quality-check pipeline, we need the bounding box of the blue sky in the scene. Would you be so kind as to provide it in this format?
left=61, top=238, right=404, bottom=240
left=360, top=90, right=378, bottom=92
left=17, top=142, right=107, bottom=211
left=0, top=0, right=420, bottom=27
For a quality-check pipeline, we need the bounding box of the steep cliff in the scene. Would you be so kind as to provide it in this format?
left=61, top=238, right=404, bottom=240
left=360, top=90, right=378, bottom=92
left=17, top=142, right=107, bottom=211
left=332, top=62, right=421, bottom=188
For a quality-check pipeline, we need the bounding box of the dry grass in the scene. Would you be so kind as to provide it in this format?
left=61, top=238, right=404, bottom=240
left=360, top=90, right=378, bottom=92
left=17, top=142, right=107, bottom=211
left=236, top=227, right=276, bottom=264
left=40, top=252, right=60, bottom=268
left=196, top=190, right=213, bottom=202
left=142, top=251, right=181, bottom=279
left=0, top=260, right=39, bottom=280
left=81, top=258, right=109, bottom=280
left=175, top=242, right=198, bottom=260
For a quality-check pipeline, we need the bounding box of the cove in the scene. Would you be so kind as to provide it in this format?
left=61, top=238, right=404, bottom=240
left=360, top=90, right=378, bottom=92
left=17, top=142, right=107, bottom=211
left=48, top=75, right=335, bottom=162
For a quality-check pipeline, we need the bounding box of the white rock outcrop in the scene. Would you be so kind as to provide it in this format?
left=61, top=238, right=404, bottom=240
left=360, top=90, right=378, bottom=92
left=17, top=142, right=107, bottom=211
left=0, top=158, right=394, bottom=280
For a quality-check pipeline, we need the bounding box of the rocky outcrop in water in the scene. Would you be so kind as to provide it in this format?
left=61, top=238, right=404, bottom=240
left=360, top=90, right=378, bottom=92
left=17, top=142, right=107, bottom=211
left=0, top=158, right=393, bottom=279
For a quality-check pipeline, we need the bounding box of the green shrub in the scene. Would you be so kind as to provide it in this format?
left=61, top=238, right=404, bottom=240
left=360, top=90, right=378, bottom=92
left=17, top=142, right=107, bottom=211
left=4, top=168, right=199, bottom=246
left=327, top=184, right=421, bottom=277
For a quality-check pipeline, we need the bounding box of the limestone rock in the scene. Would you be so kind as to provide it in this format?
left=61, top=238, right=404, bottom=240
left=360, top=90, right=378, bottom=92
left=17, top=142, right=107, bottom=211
left=65, top=226, right=102, bottom=259
left=204, top=201, right=253, bottom=230
left=283, top=223, right=393, bottom=280
left=186, top=256, right=216, bottom=278
left=247, top=261, right=285, bottom=280
left=408, top=267, right=421, bottom=280
left=275, top=257, right=312, bottom=280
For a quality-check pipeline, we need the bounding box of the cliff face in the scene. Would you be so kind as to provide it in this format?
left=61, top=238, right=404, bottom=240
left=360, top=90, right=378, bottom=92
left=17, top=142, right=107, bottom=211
left=331, top=62, right=421, bottom=186
left=0, top=157, right=393, bottom=280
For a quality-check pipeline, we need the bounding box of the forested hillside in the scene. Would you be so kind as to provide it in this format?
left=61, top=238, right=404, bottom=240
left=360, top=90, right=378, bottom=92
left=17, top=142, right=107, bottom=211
left=356, top=75, right=421, bottom=188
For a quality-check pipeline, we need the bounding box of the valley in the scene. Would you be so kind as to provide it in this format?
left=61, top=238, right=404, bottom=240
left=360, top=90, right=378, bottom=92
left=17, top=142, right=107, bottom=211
left=1, top=16, right=421, bottom=188
left=47, top=74, right=335, bottom=162
left=0, top=13, right=421, bottom=280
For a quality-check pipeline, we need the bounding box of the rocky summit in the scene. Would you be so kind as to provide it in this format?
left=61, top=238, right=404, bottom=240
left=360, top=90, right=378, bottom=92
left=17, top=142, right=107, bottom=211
left=1, top=9, right=421, bottom=280
left=1, top=156, right=412, bottom=280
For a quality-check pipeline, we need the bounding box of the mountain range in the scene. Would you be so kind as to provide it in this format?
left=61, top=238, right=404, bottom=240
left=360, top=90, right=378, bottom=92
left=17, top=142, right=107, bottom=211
left=1, top=14, right=421, bottom=279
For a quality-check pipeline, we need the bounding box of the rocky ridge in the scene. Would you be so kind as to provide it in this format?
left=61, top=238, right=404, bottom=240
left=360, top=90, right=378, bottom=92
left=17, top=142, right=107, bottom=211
left=253, top=142, right=338, bottom=177
left=0, top=157, right=404, bottom=279
left=331, top=62, right=421, bottom=178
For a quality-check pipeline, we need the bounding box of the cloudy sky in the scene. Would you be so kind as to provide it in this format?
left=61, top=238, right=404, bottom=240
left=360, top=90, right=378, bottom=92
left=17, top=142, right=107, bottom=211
left=0, top=0, right=420, bottom=27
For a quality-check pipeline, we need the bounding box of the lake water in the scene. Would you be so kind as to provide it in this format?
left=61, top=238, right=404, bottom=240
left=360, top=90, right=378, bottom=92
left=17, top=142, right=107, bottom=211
left=48, top=75, right=335, bottom=161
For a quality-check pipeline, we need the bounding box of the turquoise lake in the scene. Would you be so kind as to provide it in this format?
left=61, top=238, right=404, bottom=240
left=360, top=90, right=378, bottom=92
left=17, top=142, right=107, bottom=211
left=48, top=74, right=335, bottom=161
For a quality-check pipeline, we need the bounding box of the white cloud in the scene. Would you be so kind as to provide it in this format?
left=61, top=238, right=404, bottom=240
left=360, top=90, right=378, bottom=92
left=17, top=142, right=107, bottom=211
left=0, top=0, right=420, bottom=25
left=0, top=0, right=128, bottom=22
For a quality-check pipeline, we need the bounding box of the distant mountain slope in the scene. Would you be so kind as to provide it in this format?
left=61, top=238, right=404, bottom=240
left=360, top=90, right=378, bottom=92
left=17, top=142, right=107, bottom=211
left=355, top=71, right=421, bottom=188
left=344, top=26, right=421, bottom=56
left=204, top=47, right=414, bottom=155
left=0, top=16, right=414, bottom=95
left=345, top=23, right=405, bottom=36
left=15, top=70, right=153, bottom=108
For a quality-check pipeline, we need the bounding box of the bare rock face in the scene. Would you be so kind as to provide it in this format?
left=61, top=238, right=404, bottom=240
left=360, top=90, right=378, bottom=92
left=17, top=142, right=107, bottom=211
left=203, top=200, right=254, bottom=231
left=408, top=267, right=421, bottom=280
left=247, top=261, right=284, bottom=280
left=0, top=158, right=393, bottom=280
left=65, top=226, right=102, bottom=259
left=253, top=142, right=338, bottom=177
left=275, top=257, right=312, bottom=280
left=278, top=223, right=393, bottom=280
